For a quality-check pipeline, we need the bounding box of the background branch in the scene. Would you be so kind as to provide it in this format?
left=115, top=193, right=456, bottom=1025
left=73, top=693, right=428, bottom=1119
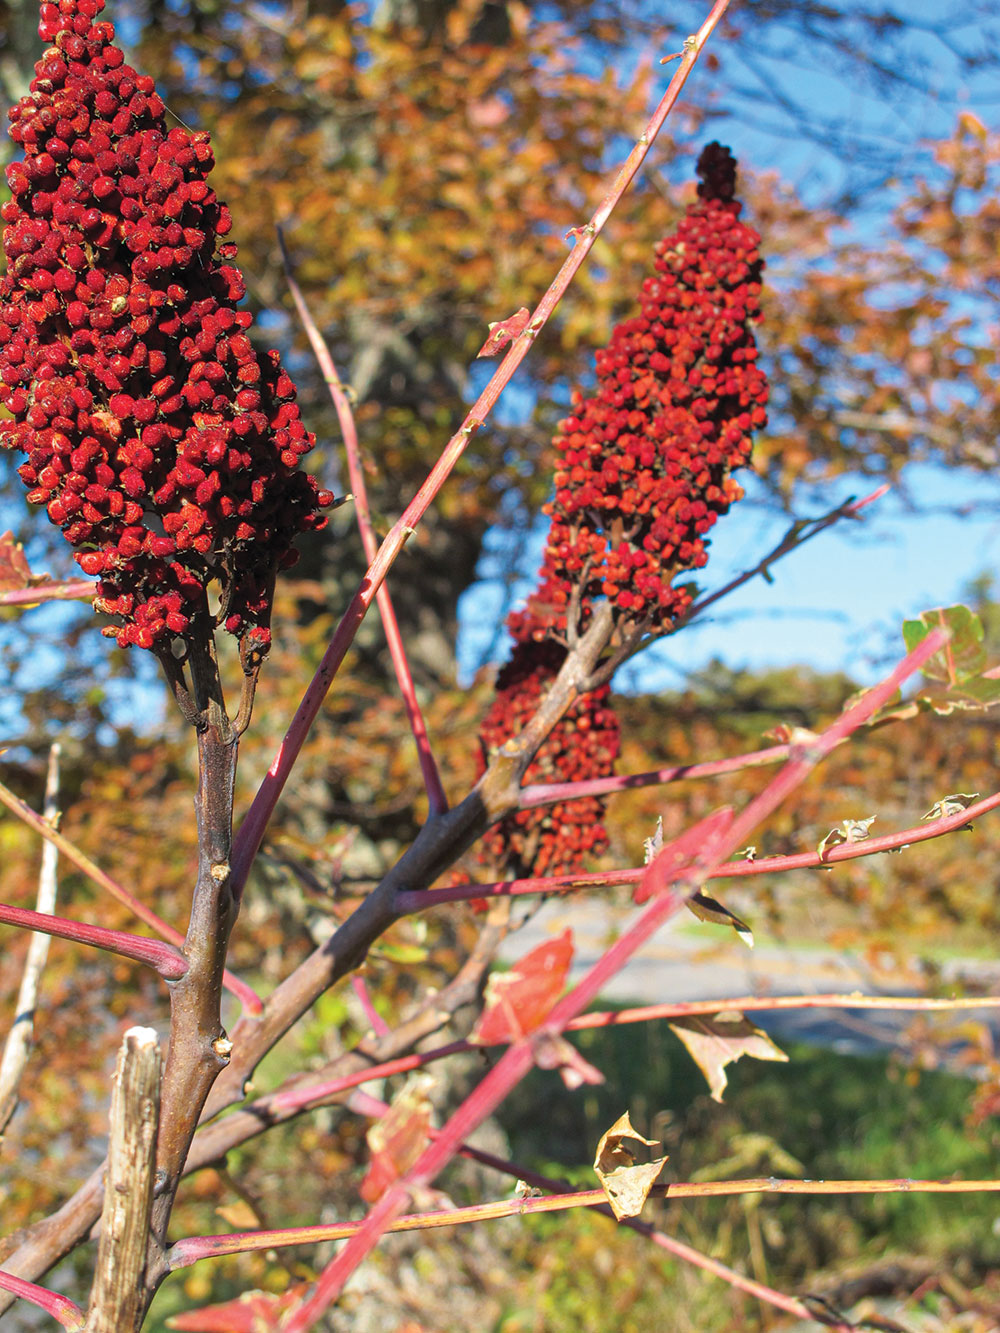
left=0, top=742, right=60, bottom=1133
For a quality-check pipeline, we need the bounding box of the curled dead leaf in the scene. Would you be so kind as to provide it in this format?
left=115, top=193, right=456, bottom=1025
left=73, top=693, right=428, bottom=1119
left=817, top=815, right=875, bottom=860
left=593, top=1112, right=668, bottom=1220
left=921, top=793, right=979, bottom=821
left=687, top=890, right=754, bottom=949
left=643, top=816, right=664, bottom=865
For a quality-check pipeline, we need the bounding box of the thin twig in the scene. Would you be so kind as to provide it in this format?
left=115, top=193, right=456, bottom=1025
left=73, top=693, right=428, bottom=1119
left=518, top=743, right=792, bottom=809
left=246, top=988, right=1000, bottom=1115
left=0, top=903, right=188, bottom=979
left=0, top=776, right=261, bottom=1014
left=400, top=783, right=1000, bottom=911
left=0, top=578, right=94, bottom=608
left=0, top=743, right=61, bottom=1133
left=278, top=228, right=449, bottom=817
left=168, top=1173, right=1000, bottom=1268
left=683, top=485, right=889, bottom=627
left=0, top=1269, right=83, bottom=1330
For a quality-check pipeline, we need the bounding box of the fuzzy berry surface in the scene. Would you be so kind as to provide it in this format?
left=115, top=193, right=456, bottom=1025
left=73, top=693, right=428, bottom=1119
left=477, top=636, right=620, bottom=879
left=0, top=0, right=334, bottom=651
left=537, top=141, right=768, bottom=637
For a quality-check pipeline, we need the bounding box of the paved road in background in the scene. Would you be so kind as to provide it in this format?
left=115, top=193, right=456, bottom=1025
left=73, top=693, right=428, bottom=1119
left=497, top=898, right=1000, bottom=1060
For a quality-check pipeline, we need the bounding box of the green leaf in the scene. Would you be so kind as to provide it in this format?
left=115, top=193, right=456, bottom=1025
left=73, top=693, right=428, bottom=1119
left=902, top=605, right=984, bottom=685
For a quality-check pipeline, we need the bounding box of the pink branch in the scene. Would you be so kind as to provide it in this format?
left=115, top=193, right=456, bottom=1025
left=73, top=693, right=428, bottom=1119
left=0, top=1269, right=83, bottom=1330
left=0, top=902, right=188, bottom=979
left=350, top=975, right=390, bottom=1037
left=643, top=1227, right=851, bottom=1329
left=0, top=579, right=94, bottom=608
left=0, top=779, right=262, bottom=1014
left=278, top=232, right=449, bottom=817
left=249, top=987, right=1000, bottom=1118
left=229, top=0, right=735, bottom=898
left=518, top=743, right=791, bottom=809
left=281, top=628, right=945, bottom=1328
left=402, top=764, right=997, bottom=912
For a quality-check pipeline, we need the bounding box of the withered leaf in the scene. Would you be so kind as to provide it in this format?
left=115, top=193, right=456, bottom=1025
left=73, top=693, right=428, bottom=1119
left=687, top=890, right=754, bottom=949
left=669, top=1012, right=788, bottom=1102
left=643, top=815, right=663, bottom=865
left=817, top=815, right=876, bottom=860
left=921, top=793, right=979, bottom=821
left=763, top=722, right=821, bottom=746
left=593, top=1111, right=668, bottom=1220
left=360, top=1074, right=434, bottom=1203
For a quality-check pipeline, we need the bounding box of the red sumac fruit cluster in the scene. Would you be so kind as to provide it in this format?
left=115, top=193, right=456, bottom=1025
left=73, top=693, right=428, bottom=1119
left=0, top=0, right=334, bottom=653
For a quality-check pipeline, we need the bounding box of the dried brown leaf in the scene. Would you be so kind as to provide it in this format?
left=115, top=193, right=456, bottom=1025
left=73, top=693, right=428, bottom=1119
left=593, top=1111, right=668, bottom=1220
left=669, top=1012, right=788, bottom=1102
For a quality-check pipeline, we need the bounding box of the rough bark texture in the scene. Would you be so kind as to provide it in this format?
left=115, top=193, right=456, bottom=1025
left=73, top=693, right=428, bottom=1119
left=84, top=1026, right=161, bottom=1333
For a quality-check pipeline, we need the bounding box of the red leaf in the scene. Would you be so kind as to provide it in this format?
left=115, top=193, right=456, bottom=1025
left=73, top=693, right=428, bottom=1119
left=0, top=530, right=52, bottom=594
left=476, top=307, right=530, bottom=357
left=360, top=1076, right=434, bottom=1203
left=166, top=1285, right=307, bottom=1331
left=470, top=929, right=574, bottom=1044
left=633, top=807, right=734, bottom=905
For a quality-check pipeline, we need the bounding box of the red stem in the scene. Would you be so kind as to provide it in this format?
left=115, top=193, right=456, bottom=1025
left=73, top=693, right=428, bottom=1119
left=0, top=579, right=94, bottom=607
left=0, top=1269, right=83, bottom=1330
left=643, top=1228, right=851, bottom=1329
left=518, top=743, right=791, bottom=808
left=401, top=781, right=1000, bottom=911
left=256, top=987, right=1000, bottom=1115
left=0, top=779, right=261, bottom=1014
left=229, top=0, right=734, bottom=899
left=350, top=975, right=390, bottom=1037
left=278, top=233, right=449, bottom=817
left=0, top=902, right=187, bottom=979
left=168, top=1174, right=1000, bottom=1269
left=282, top=624, right=943, bottom=1328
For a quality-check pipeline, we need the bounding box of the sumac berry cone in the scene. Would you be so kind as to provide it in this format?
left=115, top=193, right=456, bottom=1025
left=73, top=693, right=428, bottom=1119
left=0, top=0, right=335, bottom=654
left=478, top=637, right=620, bottom=878
left=538, top=141, right=768, bottom=638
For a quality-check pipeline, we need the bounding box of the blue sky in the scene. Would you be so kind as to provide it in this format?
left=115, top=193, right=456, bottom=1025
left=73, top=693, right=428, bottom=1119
left=456, top=463, right=1000, bottom=690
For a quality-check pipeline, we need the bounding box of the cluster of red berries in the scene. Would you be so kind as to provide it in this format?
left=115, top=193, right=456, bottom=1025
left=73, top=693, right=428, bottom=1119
left=477, top=636, right=620, bottom=878
left=539, top=141, right=767, bottom=634
left=477, top=145, right=767, bottom=880
left=0, top=0, right=333, bottom=652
